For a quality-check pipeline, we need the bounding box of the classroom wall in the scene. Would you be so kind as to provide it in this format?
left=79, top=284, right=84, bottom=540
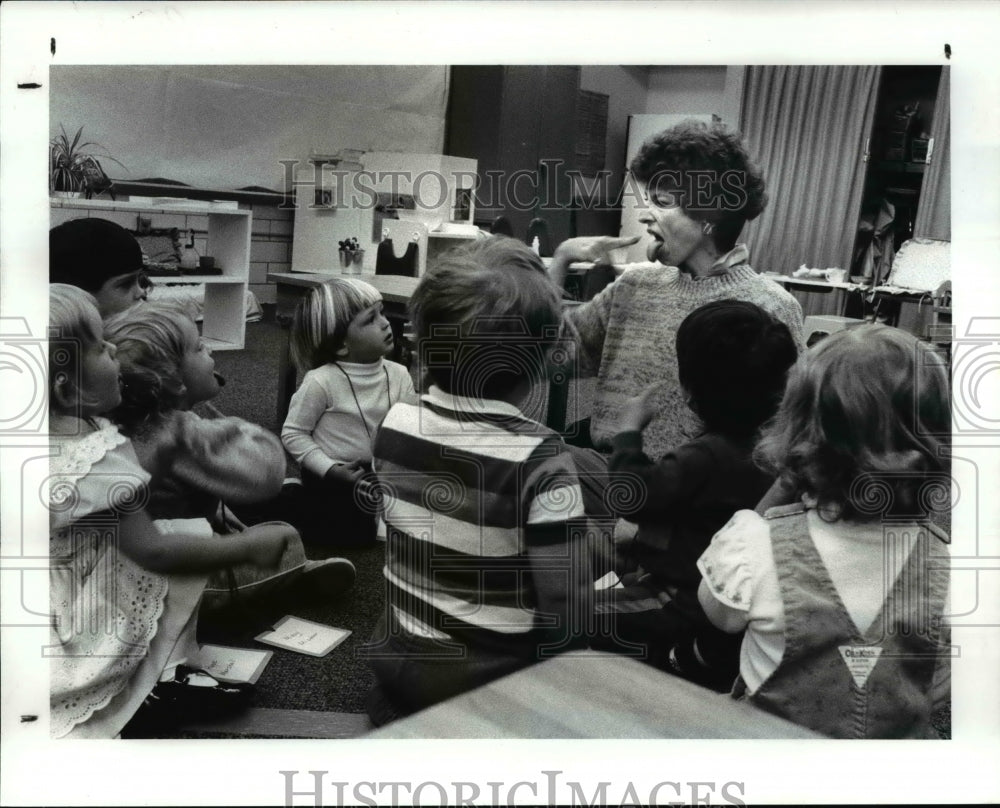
left=249, top=204, right=293, bottom=305
left=579, top=66, right=650, bottom=183
left=50, top=66, right=449, bottom=192
left=51, top=65, right=748, bottom=290
left=575, top=66, right=651, bottom=236
left=645, top=66, right=728, bottom=116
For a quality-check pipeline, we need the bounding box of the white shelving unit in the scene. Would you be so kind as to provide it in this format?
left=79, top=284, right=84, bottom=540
left=290, top=154, right=478, bottom=276
left=50, top=197, right=252, bottom=350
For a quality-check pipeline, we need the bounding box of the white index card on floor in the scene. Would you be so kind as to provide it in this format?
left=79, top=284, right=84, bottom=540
left=193, top=644, right=273, bottom=684
left=255, top=616, right=352, bottom=657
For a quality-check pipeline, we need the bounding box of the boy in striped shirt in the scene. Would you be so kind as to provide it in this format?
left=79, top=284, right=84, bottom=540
left=365, top=237, right=605, bottom=724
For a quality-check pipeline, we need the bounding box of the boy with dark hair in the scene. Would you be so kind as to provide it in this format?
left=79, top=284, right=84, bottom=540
left=598, top=299, right=798, bottom=690
left=365, top=237, right=603, bottom=724
left=50, top=217, right=149, bottom=318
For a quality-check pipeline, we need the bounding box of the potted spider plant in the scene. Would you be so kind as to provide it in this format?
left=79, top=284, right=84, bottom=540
left=49, top=125, right=124, bottom=199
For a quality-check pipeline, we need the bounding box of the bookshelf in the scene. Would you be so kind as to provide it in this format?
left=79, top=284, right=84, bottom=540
left=51, top=197, right=252, bottom=350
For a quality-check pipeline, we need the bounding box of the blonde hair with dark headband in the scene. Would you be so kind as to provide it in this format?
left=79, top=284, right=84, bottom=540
left=289, top=278, right=382, bottom=374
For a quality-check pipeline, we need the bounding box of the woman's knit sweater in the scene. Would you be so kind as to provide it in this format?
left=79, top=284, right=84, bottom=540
left=562, top=261, right=805, bottom=458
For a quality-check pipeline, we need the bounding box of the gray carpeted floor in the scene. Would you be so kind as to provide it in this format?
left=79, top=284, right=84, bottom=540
left=197, top=542, right=386, bottom=714
left=195, top=313, right=387, bottom=716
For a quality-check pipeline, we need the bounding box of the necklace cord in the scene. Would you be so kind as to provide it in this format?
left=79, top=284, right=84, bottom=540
left=333, top=363, right=391, bottom=444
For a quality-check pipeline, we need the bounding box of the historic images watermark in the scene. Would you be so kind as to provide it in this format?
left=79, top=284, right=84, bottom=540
left=279, top=769, right=748, bottom=807
left=277, top=159, right=752, bottom=215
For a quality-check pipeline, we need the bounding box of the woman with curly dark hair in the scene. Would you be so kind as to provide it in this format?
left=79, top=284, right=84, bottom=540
left=549, top=120, right=805, bottom=458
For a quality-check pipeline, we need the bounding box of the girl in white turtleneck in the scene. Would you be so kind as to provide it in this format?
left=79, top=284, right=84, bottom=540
left=282, top=277, right=416, bottom=545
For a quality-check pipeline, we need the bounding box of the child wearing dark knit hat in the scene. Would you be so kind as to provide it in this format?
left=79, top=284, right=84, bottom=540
left=50, top=217, right=149, bottom=318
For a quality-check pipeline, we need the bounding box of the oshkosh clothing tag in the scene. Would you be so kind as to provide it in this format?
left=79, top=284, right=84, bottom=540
left=838, top=646, right=883, bottom=687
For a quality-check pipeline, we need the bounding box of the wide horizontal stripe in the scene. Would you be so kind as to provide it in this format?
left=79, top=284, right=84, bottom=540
left=374, top=449, right=582, bottom=531
left=389, top=603, right=560, bottom=659
left=422, top=385, right=528, bottom=419
left=388, top=563, right=537, bottom=612
left=528, top=483, right=586, bottom=524
left=386, top=544, right=540, bottom=611
left=386, top=568, right=537, bottom=634
left=375, top=461, right=519, bottom=529
left=380, top=402, right=552, bottom=463
left=420, top=397, right=553, bottom=436
left=391, top=605, right=450, bottom=639
left=382, top=495, right=523, bottom=556
left=375, top=422, right=566, bottom=494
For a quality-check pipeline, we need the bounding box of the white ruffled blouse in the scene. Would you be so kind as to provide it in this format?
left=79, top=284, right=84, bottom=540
left=48, top=418, right=169, bottom=738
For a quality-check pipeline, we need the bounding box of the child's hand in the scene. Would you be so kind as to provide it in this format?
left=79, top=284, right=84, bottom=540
left=619, top=383, right=663, bottom=433
left=240, top=522, right=293, bottom=568
left=324, top=460, right=366, bottom=487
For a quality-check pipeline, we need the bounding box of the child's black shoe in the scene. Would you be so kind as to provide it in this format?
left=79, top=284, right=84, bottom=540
left=153, top=665, right=255, bottom=708
left=122, top=666, right=254, bottom=737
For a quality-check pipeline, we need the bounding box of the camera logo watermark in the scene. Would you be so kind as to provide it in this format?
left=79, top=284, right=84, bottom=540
left=0, top=317, right=48, bottom=435
left=950, top=316, right=1000, bottom=435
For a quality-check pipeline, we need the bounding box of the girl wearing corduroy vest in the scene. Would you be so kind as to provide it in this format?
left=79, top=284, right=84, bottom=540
left=697, top=324, right=951, bottom=738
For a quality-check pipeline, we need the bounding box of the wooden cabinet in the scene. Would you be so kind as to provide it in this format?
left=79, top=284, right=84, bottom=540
left=51, top=197, right=251, bottom=350
left=446, top=66, right=580, bottom=248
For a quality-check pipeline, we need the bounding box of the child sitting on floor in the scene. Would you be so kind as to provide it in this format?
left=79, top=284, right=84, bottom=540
left=50, top=217, right=149, bottom=318
left=698, top=324, right=951, bottom=738
left=364, top=237, right=604, bottom=724
left=104, top=302, right=355, bottom=613
left=47, top=285, right=285, bottom=738
left=281, top=278, right=416, bottom=546
left=599, top=300, right=798, bottom=690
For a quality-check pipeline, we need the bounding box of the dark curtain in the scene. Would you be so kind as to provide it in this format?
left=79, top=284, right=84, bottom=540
left=914, top=67, right=951, bottom=241
left=739, top=65, right=881, bottom=275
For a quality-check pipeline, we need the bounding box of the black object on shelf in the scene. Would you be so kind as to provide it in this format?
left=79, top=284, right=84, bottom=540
left=876, top=160, right=926, bottom=175
left=375, top=238, right=419, bottom=277
left=145, top=266, right=184, bottom=277
left=491, top=215, right=514, bottom=237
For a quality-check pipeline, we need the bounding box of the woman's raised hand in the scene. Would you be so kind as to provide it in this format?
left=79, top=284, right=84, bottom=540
left=552, top=234, right=640, bottom=264
left=547, top=235, right=640, bottom=290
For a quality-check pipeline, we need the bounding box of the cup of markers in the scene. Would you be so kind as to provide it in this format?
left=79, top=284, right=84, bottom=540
left=338, top=238, right=364, bottom=273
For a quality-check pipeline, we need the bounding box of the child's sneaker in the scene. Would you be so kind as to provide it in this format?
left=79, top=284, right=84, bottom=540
left=300, top=557, right=356, bottom=599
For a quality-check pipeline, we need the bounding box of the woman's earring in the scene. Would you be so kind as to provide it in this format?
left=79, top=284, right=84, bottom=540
left=701, top=221, right=714, bottom=236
